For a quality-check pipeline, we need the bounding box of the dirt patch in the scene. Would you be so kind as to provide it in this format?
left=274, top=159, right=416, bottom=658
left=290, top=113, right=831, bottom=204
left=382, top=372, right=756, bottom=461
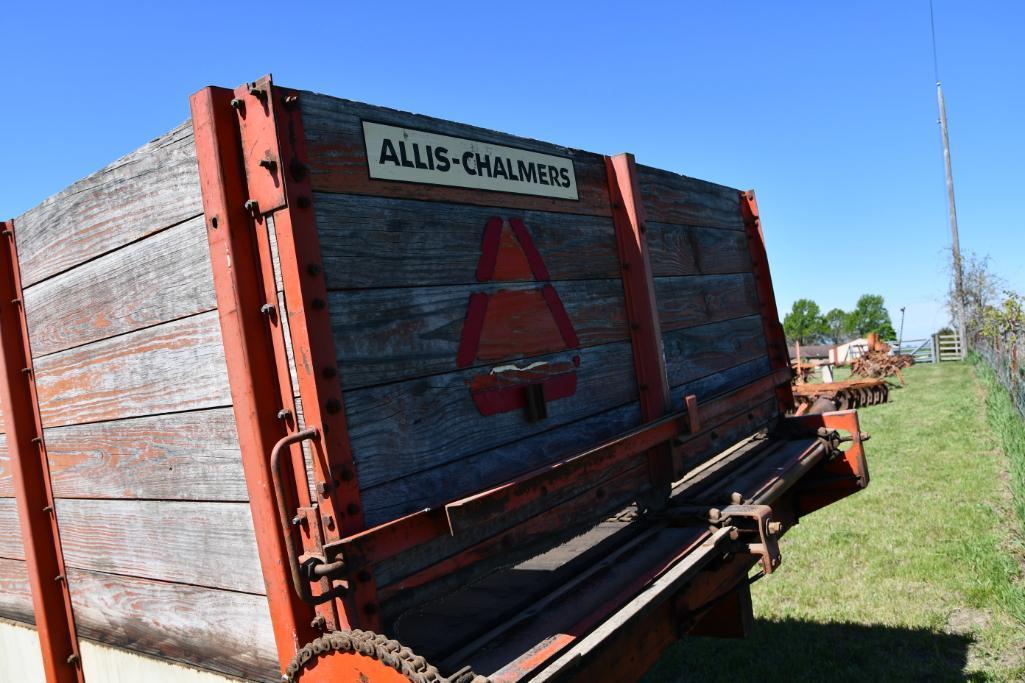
left=946, top=607, right=991, bottom=635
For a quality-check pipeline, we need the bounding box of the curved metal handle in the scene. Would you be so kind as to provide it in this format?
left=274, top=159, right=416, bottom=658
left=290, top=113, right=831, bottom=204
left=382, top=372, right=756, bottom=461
left=270, top=427, right=347, bottom=605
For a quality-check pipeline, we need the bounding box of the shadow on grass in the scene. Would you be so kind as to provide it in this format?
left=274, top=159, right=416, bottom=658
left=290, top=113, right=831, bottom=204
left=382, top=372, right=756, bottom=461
left=643, top=618, right=975, bottom=683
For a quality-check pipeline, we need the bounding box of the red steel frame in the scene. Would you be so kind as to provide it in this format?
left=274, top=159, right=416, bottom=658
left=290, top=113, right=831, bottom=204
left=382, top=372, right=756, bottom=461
left=0, top=219, right=83, bottom=683
left=739, top=190, right=795, bottom=411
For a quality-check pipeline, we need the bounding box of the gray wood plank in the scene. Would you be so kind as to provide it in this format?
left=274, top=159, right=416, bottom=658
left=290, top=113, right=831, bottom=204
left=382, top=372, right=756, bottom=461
left=44, top=408, right=244, bottom=501
left=0, top=558, right=33, bottom=625
left=24, top=216, right=216, bottom=358
left=330, top=278, right=627, bottom=389
left=34, top=311, right=231, bottom=428
left=312, top=193, right=620, bottom=289
left=0, top=499, right=24, bottom=560
left=655, top=274, right=760, bottom=333
left=14, top=122, right=203, bottom=287
left=363, top=351, right=775, bottom=526
left=347, top=340, right=638, bottom=497
left=637, top=164, right=744, bottom=230
left=663, top=315, right=768, bottom=388
left=55, top=499, right=263, bottom=595
left=300, top=92, right=612, bottom=216
left=647, top=223, right=753, bottom=277
left=68, top=568, right=277, bottom=682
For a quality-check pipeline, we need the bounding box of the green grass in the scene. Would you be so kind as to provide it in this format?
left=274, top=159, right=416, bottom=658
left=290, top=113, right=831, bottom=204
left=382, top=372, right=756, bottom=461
left=973, top=355, right=1025, bottom=534
left=645, top=362, right=1025, bottom=682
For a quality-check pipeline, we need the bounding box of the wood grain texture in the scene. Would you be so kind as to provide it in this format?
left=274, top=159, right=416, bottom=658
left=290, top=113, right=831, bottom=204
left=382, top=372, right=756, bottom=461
left=330, top=278, right=627, bottom=389
left=299, top=92, right=612, bottom=216
left=347, top=340, right=638, bottom=498
left=24, top=217, right=216, bottom=358
left=0, top=558, right=33, bottom=625
left=34, top=311, right=231, bottom=428
left=14, top=122, right=203, bottom=287
left=647, top=223, right=753, bottom=277
left=0, top=434, right=9, bottom=497
left=663, top=315, right=768, bottom=389
left=362, top=351, right=775, bottom=525
left=68, top=568, right=277, bottom=682
left=637, top=164, right=744, bottom=230
left=55, top=499, right=264, bottom=594
left=0, top=498, right=24, bottom=560
left=43, top=408, right=244, bottom=501
left=655, top=274, right=760, bottom=333
left=312, top=193, right=620, bottom=289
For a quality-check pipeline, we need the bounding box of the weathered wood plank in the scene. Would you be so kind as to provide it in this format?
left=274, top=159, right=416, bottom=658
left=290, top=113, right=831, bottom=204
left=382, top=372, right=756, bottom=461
left=34, top=311, right=231, bottom=428
left=0, top=558, right=33, bottom=625
left=655, top=274, right=760, bottom=333
left=0, top=499, right=24, bottom=560
left=330, top=278, right=627, bottom=389
left=14, top=122, right=203, bottom=287
left=637, top=164, right=744, bottom=230
left=312, top=193, right=620, bottom=289
left=43, top=408, right=244, bottom=501
left=0, top=435, right=9, bottom=497
left=301, top=92, right=612, bottom=216
left=24, top=217, right=216, bottom=358
left=663, top=315, right=768, bottom=389
left=647, top=223, right=753, bottom=277
left=55, top=499, right=263, bottom=594
left=68, top=568, right=277, bottom=682
left=347, top=340, right=638, bottom=500
left=362, top=351, right=775, bottom=525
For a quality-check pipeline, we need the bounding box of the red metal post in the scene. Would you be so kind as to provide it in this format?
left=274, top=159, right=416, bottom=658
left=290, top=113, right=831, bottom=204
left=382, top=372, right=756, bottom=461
left=189, top=88, right=318, bottom=670
left=606, top=154, right=673, bottom=498
left=739, top=190, right=795, bottom=411
left=0, top=219, right=83, bottom=683
left=229, top=75, right=381, bottom=631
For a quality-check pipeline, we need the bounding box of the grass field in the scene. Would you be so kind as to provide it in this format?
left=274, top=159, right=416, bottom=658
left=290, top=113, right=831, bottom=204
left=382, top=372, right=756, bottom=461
left=645, top=361, right=1025, bottom=682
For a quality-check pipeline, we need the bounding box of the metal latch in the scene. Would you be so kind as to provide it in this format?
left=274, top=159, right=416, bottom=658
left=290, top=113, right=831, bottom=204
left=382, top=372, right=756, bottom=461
left=714, top=504, right=781, bottom=575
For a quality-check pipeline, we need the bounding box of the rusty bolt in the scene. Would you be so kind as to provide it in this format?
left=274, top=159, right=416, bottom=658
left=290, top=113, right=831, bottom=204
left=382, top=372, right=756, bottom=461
left=21, top=367, right=31, bottom=374
left=55, top=575, right=65, bottom=582
left=259, top=158, right=278, bottom=172
left=283, top=94, right=300, bottom=109
left=291, top=514, right=302, bottom=527
left=323, top=514, right=335, bottom=531
left=43, top=506, right=52, bottom=513
left=67, top=654, right=79, bottom=666
left=310, top=615, right=327, bottom=630
left=11, top=298, right=20, bottom=305
left=31, top=437, right=42, bottom=444
left=1, top=230, right=11, bottom=237
left=317, top=481, right=331, bottom=496
left=229, top=98, right=244, bottom=111
left=244, top=199, right=259, bottom=216
left=296, top=196, right=312, bottom=209
left=276, top=409, right=291, bottom=421
left=326, top=398, right=342, bottom=414
left=260, top=303, right=275, bottom=316
left=768, top=521, right=783, bottom=535
left=290, top=159, right=309, bottom=181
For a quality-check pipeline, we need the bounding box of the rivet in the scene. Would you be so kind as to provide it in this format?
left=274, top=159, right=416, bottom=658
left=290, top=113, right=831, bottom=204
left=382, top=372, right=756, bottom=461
left=67, top=654, right=79, bottom=666
left=43, top=506, right=52, bottom=513
left=260, top=303, right=276, bottom=316
left=290, top=159, right=308, bottom=181
left=1, top=230, right=11, bottom=237
left=283, top=94, right=300, bottom=109
left=244, top=199, right=260, bottom=216
left=323, top=515, right=335, bottom=531
left=276, top=409, right=291, bottom=421
left=326, top=398, right=342, bottom=414
left=31, top=437, right=42, bottom=444
left=21, top=367, right=31, bottom=374
left=11, top=298, right=20, bottom=305
left=55, top=575, right=65, bottom=582
left=317, top=481, right=331, bottom=496
left=229, top=98, right=244, bottom=111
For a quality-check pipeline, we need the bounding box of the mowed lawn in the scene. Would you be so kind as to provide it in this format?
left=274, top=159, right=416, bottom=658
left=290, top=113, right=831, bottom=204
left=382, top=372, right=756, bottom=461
left=646, top=362, right=1025, bottom=682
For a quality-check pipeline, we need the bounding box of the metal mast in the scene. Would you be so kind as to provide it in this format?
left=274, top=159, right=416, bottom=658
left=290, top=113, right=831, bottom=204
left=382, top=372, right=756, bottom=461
left=932, top=1, right=967, bottom=357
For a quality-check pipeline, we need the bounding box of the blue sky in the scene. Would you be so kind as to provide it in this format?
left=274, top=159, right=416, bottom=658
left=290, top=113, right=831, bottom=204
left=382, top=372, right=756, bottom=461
left=2, top=1, right=1022, bottom=340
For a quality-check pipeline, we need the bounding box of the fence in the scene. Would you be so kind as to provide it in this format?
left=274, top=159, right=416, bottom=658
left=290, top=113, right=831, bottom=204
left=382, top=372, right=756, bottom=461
left=936, top=332, right=964, bottom=361
left=892, top=338, right=936, bottom=364
left=976, top=335, right=1025, bottom=418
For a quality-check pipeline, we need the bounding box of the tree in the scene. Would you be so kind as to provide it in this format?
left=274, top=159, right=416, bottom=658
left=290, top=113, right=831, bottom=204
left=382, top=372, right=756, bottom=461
left=846, top=294, right=896, bottom=340
left=951, top=250, right=1003, bottom=338
left=784, top=299, right=828, bottom=345
left=824, top=308, right=849, bottom=343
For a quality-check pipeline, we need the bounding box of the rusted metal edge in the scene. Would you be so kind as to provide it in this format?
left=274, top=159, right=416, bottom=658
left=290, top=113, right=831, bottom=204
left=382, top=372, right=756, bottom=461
left=0, top=219, right=83, bottom=683
left=189, top=87, right=320, bottom=670
left=739, top=190, right=795, bottom=412
left=605, top=154, right=674, bottom=502
left=230, top=75, right=381, bottom=631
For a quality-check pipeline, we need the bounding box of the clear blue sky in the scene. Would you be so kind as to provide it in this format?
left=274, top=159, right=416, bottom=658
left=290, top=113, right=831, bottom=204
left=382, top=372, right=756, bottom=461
left=2, top=1, right=1022, bottom=340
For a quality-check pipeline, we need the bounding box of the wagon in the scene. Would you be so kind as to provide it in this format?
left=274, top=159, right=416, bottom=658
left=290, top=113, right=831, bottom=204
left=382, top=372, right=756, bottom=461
left=0, top=75, right=869, bottom=682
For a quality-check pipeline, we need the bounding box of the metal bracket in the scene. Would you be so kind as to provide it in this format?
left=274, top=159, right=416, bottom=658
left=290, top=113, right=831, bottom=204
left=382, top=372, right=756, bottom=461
left=662, top=503, right=781, bottom=575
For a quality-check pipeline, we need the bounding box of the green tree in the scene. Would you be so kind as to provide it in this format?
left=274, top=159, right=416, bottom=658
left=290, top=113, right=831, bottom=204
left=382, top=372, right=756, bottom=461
left=824, top=308, right=849, bottom=343
left=784, top=299, right=828, bottom=345
left=846, top=294, right=896, bottom=340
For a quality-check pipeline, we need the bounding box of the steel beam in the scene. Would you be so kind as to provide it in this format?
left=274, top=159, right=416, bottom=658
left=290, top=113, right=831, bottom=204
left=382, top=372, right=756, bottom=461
left=0, top=219, right=83, bottom=683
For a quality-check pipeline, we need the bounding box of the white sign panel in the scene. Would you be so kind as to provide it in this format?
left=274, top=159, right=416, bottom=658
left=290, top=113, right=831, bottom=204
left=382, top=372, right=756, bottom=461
left=362, top=121, right=579, bottom=200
